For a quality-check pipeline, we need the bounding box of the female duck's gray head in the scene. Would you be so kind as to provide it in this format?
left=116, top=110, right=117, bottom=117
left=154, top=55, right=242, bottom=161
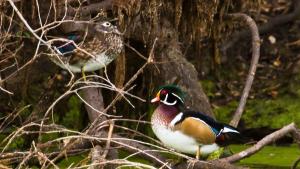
left=95, top=21, right=122, bottom=35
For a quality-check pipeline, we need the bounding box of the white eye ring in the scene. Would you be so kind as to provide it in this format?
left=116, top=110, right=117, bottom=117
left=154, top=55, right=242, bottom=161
left=102, top=22, right=111, bottom=27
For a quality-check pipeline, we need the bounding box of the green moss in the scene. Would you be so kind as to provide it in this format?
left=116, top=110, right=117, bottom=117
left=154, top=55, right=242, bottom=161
left=229, top=144, right=300, bottom=168
left=200, top=80, right=217, bottom=98
left=207, top=147, right=224, bottom=160
left=243, top=96, right=300, bottom=128
left=61, top=96, right=84, bottom=130
left=57, top=153, right=87, bottom=168
left=214, top=101, right=238, bottom=123
left=117, top=149, right=159, bottom=168
left=6, top=137, right=25, bottom=150
left=214, top=95, right=300, bottom=128
left=40, top=133, right=60, bottom=143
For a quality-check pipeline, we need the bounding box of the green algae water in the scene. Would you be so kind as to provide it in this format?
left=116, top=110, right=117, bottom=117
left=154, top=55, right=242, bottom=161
left=229, top=144, right=300, bottom=168
left=53, top=145, right=299, bottom=168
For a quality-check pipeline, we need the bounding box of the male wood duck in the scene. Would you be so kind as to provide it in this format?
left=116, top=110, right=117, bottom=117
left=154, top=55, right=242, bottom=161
left=51, top=21, right=123, bottom=73
left=151, top=85, right=240, bottom=158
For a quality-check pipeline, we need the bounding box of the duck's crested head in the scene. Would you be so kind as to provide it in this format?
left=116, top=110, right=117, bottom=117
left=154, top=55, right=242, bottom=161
left=151, top=85, right=185, bottom=106
left=95, top=21, right=122, bottom=35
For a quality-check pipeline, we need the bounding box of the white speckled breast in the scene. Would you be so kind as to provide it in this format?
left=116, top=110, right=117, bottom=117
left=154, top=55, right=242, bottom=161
left=52, top=52, right=114, bottom=73
left=50, top=27, right=123, bottom=73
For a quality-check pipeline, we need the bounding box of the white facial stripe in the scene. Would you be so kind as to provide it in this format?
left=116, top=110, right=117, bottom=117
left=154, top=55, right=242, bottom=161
left=171, top=93, right=184, bottom=103
left=160, top=93, right=177, bottom=105
left=161, top=99, right=177, bottom=106
left=163, top=93, right=169, bottom=102
left=170, top=112, right=183, bottom=127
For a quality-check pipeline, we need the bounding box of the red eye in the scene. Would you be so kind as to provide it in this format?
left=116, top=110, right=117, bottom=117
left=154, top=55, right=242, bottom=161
left=160, top=90, right=168, bottom=95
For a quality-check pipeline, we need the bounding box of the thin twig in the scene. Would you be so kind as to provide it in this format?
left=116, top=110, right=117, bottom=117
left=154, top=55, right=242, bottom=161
left=87, top=38, right=157, bottom=133
left=6, top=0, right=76, bottom=85
left=42, top=39, right=158, bottom=167
left=101, top=120, right=115, bottom=159
left=125, top=43, right=148, bottom=61
left=0, top=86, right=13, bottom=95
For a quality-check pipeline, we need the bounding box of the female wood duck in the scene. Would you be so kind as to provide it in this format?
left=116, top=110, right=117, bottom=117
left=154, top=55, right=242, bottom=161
left=151, top=85, right=239, bottom=158
left=51, top=21, right=123, bottom=73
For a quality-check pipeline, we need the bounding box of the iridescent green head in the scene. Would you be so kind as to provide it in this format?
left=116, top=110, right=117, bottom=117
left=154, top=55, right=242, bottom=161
left=151, top=85, right=186, bottom=106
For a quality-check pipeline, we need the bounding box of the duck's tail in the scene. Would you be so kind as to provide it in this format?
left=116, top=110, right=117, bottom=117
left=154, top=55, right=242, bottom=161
left=216, top=124, right=242, bottom=145
left=222, top=124, right=240, bottom=134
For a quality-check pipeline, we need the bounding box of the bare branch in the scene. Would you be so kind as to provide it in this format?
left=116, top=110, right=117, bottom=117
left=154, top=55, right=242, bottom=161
left=229, top=13, right=260, bottom=127
left=89, top=145, right=104, bottom=169
left=221, top=123, right=300, bottom=163
left=102, top=120, right=114, bottom=159
left=221, top=0, right=300, bottom=52
left=82, top=87, right=105, bottom=122
left=174, top=160, right=243, bottom=169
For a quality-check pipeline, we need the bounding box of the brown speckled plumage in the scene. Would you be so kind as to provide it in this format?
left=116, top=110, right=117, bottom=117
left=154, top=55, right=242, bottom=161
left=68, top=32, right=123, bottom=65
left=51, top=21, right=123, bottom=72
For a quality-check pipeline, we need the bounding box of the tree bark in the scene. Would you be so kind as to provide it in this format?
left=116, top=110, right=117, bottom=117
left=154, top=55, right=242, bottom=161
left=82, top=87, right=106, bottom=123
left=153, top=19, right=214, bottom=116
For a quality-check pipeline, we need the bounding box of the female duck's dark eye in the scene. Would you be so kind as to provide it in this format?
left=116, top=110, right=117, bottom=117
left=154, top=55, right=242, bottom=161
left=102, top=22, right=111, bottom=27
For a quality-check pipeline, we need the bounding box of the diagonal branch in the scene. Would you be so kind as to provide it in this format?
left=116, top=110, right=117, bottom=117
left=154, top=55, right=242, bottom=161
left=220, top=122, right=300, bottom=163
left=174, top=160, right=243, bottom=169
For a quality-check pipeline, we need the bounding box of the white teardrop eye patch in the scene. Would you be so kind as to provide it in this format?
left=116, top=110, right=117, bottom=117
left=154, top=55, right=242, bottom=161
left=102, top=22, right=111, bottom=27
